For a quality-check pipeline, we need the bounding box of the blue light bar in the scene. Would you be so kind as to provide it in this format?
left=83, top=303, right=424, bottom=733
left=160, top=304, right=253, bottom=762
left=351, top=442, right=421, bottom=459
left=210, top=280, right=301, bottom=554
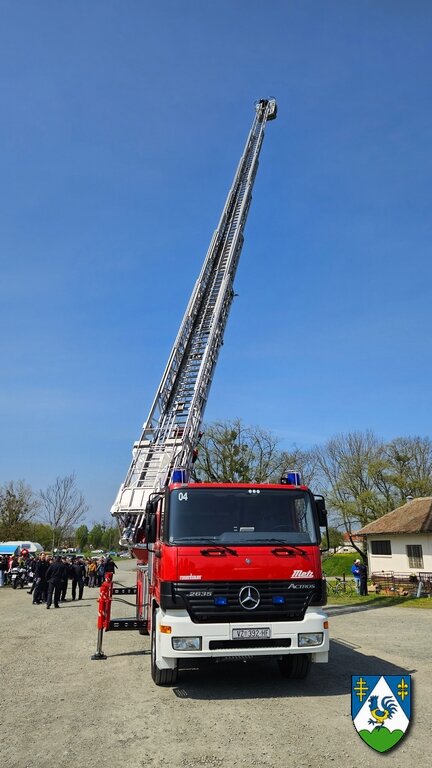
left=272, top=595, right=285, bottom=605
left=171, top=467, right=188, bottom=484
left=214, top=596, right=228, bottom=606
left=286, top=471, right=301, bottom=485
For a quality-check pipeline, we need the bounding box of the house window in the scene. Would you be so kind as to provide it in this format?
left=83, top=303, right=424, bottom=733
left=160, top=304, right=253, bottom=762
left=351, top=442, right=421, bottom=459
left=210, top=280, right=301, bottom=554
left=406, top=545, right=423, bottom=569
left=371, top=540, right=392, bottom=555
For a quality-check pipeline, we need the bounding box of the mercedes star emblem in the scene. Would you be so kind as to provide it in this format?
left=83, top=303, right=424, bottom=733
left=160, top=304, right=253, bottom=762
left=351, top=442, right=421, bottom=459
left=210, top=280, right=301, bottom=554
left=239, top=585, right=260, bottom=610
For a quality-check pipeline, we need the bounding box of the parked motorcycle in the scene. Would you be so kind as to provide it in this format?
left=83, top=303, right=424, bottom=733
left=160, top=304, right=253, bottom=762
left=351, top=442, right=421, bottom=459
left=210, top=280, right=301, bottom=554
left=10, top=566, right=28, bottom=589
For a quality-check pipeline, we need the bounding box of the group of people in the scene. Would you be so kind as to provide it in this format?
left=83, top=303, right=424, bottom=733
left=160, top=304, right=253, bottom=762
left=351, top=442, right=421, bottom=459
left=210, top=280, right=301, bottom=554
left=351, top=557, right=368, bottom=595
left=0, top=552, right=117, bottom=609
left=0, top=553, right=30, bottom=586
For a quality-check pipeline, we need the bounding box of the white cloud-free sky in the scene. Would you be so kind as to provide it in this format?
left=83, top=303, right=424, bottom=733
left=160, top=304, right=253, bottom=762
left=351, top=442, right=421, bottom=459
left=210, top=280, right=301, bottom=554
left=1, top=1, right=431, bottom=521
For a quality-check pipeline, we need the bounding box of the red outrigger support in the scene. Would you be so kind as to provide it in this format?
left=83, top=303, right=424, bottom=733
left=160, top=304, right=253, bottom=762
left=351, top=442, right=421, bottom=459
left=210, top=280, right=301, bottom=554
left=91, top=572, right=145, bottom=660
left=91, top=572, right=114, bottom=660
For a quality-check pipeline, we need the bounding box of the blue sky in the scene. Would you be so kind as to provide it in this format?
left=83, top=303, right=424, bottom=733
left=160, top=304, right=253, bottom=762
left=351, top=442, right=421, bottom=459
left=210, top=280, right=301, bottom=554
left=1, top=1, right=431, bottom=522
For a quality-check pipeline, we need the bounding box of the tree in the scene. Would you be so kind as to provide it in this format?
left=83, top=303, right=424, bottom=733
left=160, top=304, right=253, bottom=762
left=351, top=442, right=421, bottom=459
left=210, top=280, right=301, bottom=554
left=26, top=522, right=53, bottom=551
left=310, top=431, right=385, bottom=530
left=39, top=474, right=89, bottom=552
left=384, top=436, right=432, bottom=502
left=88, top=523, right=105, bottom=549
left=75, top=524, right=89, bottom=551
left=87, top=521, right=118, bottom=551
left=194, top=419, right=315, bottom=485
left=0, top=480, right=39, bottom=540
left=311, top=431, right=432, bottom=533
left=102, top=525, right=118, bottom=552
left=327, top=526, right=344, bottom=552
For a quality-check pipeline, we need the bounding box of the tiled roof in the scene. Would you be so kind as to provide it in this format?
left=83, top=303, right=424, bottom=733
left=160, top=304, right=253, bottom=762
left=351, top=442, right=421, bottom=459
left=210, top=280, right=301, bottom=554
left=342, top=532, right=364, bottom=542
left=357, top=497, right=432, bottom=535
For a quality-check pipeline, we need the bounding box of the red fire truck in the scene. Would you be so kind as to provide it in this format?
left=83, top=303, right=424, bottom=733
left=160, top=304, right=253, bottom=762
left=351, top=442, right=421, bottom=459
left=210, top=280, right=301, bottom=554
left=111, top=99, right=329, bottom=684
left=136, top=479, right=329, bottom=685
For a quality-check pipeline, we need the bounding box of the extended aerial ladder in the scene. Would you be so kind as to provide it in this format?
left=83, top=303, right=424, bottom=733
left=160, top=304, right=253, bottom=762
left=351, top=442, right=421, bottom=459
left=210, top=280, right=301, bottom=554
left=111, top=98, right=277, bottom=545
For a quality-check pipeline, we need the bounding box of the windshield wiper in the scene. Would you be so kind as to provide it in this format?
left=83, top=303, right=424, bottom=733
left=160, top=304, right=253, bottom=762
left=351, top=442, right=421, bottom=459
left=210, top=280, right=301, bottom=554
left=249, top=538, right=307, bottom=555
left=175, top=537, right=238, bottom=556
left=200, top=543, right=238, bottom=556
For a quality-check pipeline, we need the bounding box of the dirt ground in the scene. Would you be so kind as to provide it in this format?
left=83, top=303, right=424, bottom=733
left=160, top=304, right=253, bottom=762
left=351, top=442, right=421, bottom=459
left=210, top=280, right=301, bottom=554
left=1, top=560, right=431, bottom=768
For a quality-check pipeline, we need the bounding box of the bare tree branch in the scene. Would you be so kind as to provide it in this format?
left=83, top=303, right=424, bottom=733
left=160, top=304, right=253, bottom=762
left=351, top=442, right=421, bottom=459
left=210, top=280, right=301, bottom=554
left=39, top=474, right=89, bottom=551
left=194, top=419, right=316, bottom=486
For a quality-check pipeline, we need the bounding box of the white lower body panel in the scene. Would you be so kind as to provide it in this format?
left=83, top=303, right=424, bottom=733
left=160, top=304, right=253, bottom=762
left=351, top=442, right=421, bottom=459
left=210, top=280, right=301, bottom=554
left=154, top=607, right=329, bottom=669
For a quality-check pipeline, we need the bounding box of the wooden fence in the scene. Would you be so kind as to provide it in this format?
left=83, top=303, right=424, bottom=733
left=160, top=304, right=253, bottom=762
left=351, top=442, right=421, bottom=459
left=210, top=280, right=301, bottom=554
left=371, top=571, right=432, bottom=596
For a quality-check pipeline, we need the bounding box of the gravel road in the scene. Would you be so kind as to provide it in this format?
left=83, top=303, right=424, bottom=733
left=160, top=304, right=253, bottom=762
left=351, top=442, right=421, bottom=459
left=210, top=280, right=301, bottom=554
left=1, top=560, right=431, bottom=768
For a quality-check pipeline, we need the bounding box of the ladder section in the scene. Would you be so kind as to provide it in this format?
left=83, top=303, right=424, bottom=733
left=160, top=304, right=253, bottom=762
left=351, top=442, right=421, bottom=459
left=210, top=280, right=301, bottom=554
left=112, top=99, right=277, bottom=541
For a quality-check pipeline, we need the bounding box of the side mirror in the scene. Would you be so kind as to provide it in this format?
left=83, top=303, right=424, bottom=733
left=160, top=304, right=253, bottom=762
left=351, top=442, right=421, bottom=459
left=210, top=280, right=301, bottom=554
left=145, top=512, right=157, bottom=544
left=314, top=495, right=330, bottom=553
left=145, top=498, right=156, bottom=514
left=144, top=495, right=159, bottom=544
left=314, top=495, right=327, bottom=527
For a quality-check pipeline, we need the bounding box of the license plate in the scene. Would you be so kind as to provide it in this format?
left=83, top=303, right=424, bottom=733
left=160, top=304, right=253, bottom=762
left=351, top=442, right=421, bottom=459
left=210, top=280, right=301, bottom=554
left=232, top=627, right=271, bottom=640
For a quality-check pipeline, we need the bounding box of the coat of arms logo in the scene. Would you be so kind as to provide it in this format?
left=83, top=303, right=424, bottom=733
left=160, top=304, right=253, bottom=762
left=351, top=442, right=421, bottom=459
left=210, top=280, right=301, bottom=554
left=351, top=675, right=411, bottom=753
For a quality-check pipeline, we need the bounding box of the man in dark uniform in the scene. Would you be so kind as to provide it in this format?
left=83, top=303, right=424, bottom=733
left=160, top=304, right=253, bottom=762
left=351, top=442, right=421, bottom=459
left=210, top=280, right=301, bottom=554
left=104, top=555, right=118, bottom=575
left=32, top=553, right=50, bottom=604
left=71, top=557, right=86, bottom=600
left=60, top=557, right=71, bottom=601
left=46, top=556, right=66, bottom=609
left=358, top=560, right=368, bottom=596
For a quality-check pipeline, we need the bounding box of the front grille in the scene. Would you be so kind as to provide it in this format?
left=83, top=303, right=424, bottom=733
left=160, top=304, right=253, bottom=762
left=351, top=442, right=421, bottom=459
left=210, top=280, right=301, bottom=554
left=167, top=580, right=323, bottom=624
left=209, top=638, right=292, bottom=650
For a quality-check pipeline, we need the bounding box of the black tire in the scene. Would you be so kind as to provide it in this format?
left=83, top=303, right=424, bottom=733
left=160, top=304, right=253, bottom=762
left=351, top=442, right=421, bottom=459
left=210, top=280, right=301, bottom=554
left=12, top=581, right=17, bottom=589
left=150, top=613, right=178, bottom=686
left=277, top=654, right=311, bottom=679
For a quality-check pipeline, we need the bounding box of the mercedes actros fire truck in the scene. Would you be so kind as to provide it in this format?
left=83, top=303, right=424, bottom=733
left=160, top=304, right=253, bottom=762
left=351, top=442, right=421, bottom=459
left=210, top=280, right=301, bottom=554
left=111, top=99, right=329, bottom=685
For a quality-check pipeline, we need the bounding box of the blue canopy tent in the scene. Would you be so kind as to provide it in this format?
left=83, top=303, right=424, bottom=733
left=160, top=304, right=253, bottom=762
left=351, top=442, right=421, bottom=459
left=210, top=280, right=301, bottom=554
left=0, top=540, right=43, bottom=554
left=0, top=544, right=19, bottom=555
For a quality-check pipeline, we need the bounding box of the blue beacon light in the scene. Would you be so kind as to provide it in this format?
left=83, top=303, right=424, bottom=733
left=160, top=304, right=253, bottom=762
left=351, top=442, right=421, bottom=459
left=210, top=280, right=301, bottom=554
left=272, top=595, right=285, bottom=605
left=285, top=471, right=302, bottom=485
left=214, top=596, right=228, bottom=606
left=171, top=467, right=188, bottom=483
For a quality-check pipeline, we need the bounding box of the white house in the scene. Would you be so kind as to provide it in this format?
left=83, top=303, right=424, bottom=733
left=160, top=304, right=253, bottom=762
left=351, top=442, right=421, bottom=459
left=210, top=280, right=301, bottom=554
left=356, top=497, right=432, bottom=576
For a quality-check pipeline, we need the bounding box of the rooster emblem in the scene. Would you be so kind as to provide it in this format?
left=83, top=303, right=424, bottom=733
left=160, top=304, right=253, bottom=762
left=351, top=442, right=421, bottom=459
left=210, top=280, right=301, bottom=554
left=368, top=695, right=398, bottom=730
left=352, top=675, right=411, bottom=753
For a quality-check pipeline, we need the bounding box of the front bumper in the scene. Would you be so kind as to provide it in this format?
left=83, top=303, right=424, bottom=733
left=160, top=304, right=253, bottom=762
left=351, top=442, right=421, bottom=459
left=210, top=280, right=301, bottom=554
left=155, top=607, right=329, bottom=663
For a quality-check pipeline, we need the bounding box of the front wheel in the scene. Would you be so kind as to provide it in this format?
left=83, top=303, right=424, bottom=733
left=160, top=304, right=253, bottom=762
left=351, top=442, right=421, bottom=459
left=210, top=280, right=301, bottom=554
left=12, top=580, right=17, bottom=589
left=150, top=612, right=178, bottom=686
left=277, top=654, right=311, bottom=679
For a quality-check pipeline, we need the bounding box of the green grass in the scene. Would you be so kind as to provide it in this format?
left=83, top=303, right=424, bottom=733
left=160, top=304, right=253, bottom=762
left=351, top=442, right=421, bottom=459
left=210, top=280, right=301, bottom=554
left=322, top=553, right=432, bottom=608
left=325, top=589, right=432, bottom=609
left=322, top=552, right=359, bottom=576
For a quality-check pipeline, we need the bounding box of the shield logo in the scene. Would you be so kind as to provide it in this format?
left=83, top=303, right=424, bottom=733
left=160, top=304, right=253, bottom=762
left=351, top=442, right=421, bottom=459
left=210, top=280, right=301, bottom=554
left=351, top=675, right=411, bottom=753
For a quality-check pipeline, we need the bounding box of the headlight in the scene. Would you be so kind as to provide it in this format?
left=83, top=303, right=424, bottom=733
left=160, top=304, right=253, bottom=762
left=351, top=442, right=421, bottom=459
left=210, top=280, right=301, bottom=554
left=298, top=632, right=324, bottom=647
left=172, top=637, right=202, bottom=651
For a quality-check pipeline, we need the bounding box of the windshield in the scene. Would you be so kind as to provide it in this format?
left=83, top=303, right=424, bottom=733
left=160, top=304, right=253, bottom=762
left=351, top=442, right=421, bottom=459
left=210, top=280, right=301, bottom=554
left=167, top=487, right=319, bottom=545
